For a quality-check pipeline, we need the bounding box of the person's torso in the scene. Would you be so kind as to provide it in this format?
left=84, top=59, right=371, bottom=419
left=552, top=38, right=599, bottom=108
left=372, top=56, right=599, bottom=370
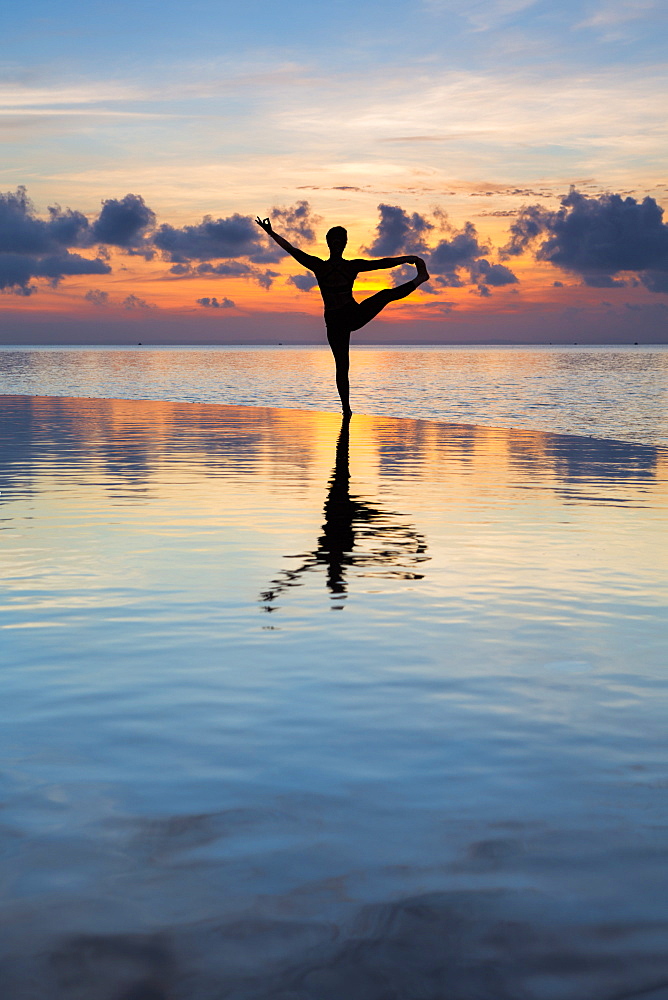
left=315, top=259, right=359, bottom=311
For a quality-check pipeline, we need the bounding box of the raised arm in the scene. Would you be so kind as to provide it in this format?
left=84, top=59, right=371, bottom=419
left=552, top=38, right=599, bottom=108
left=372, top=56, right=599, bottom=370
left=256, top=217, right=320, bottom=271
left=354, top=254, right=422, bottom=272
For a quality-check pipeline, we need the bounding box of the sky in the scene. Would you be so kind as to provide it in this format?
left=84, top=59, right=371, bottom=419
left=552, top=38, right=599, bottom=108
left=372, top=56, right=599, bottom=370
left=1, top=0, right=667, bottom=343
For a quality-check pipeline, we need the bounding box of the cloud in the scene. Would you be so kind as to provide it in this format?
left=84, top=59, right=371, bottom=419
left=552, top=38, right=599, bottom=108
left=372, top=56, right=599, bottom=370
left=364, top=204, right=433, bottom=256
left=423, top=300, right=458, bottom=314
left=255, top=269, right=280, bottom=289
left=38, top=253, right=110, bottom=284
left=270, top=200, right=321, bottom=243
left=0, top=250, right=110, bottom=295
left=92, top=193, right=155, bottom=249
left=428, top=221, right=488, bottom=274
left=503, top=188, right=668, bottom=291
left=361, top=203, right=518, bottom=294
left=154, top=212, right=277, bottom=264
left=470, top=259, right=519, bottom=287
left=196, top=296, right=235, bottom=309
left=642, top=271, right=668, bottom=293
left=197, top=260, right=279, bottom=288
left=156, top=202, right=319, bottom=266
left=195, top=261, right=253, bottom=278
left=0, top=255, right=41, bottom=295
left=85, top=288, right=109, bottom=306
left=169, top=258, right=278, bottom=288
left=0, top=186, right=89, bottom=254
left=583, top=274, right=627, bottom=288
left=122, top=293, right=154, bottom=310
left=427, top=221, right=519, bottom=291
left=287, top=273, right=318, bottom=292
left=0, top=186, right=123, bottom=293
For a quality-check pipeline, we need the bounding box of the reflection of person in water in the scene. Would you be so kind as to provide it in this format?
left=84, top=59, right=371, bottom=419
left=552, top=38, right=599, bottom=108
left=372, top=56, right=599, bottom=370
left=256, top=217, right=430, bottom=417
left=260, top=419, right=429, bottom=611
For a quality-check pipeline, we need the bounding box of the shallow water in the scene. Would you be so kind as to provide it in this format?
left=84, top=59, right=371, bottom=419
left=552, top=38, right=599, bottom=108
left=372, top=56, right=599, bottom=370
left=1, top=395, right=667, bottom=999
left=1, top=344, right=667, bottom=447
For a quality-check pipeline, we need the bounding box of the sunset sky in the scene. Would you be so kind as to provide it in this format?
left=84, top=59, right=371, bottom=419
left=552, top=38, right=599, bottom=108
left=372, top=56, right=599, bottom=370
left=2, top=0, right=667, bottom=343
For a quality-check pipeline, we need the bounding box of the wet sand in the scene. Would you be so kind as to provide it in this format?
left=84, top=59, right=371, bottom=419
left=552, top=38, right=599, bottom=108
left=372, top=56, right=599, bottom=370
left=1, top=395, right=667, bottom=999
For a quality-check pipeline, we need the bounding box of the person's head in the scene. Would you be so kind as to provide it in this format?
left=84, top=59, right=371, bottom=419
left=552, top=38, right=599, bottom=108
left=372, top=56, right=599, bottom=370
left=326, top=226, right=348, bottom=255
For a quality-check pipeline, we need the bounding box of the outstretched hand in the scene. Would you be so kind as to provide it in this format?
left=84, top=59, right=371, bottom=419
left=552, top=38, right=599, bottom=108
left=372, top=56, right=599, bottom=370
left=256, top=217, right=273, bottom=234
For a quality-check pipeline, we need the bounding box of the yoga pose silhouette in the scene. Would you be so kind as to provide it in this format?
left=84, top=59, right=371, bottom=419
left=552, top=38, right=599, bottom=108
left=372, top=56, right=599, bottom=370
left=256, top=218, right=429, bottom=417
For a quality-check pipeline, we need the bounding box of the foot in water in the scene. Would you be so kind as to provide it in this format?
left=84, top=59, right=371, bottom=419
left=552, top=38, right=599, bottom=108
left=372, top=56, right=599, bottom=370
left=413, top=258, right=430, bottom=287
left=343, top=408, right=353, bottom=420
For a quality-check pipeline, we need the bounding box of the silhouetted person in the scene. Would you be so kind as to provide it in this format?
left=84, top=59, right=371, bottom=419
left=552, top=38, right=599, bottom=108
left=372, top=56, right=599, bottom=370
left=256, top=217, right=430, bottom=417
left=260, top=418, right=428, bottom=610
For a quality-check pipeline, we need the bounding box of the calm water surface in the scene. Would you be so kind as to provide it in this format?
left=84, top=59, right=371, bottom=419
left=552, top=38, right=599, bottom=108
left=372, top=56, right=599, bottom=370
left=1, top=344, right=666, bottom=446
left=1, top=395, right=667, bottom=998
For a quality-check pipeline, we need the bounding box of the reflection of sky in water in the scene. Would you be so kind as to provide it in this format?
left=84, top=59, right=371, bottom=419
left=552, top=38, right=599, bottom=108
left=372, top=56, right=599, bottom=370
left=1, top=344, right=667, bottom=446
left=1, top=395, right=667, bottom=998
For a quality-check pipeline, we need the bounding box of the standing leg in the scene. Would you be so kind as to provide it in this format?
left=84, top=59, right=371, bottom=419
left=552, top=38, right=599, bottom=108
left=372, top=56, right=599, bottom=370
left=326, top=327, right=352, bottom=418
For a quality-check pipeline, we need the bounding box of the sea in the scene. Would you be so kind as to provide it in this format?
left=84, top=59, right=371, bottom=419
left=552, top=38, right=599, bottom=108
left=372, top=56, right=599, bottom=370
left=2, top=344, right=667, bottom=998
left=0, top=343, right=666, bottom=446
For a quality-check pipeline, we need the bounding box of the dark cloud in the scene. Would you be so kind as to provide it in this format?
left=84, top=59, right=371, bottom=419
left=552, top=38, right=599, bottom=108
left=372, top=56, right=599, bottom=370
left=427, top=223, right=518, bottom=292
left=433, top=273, right=464, bottom=288
left=479, top=210, right=519, bottom=218
left=428, top=221, right=488, bottom=274
left=0, top=188, right=304, bottom=298
left=363, top=205, right=518, bottom=295
left=92, top=194, right=155, bottom=249
left=200, top=261, right=279, bottom=288
left=503, top=189, right=668, bottom=292
left=255, top=269, right=279, bottom=289
left=365, top=204, right=433, bottom=256
left=170, top=259, right=278, bottom=289
left=0, top=186, right=89, bottom=255
left=288, top=273, right=318, bottom=292
left=423, top=300, right=458, bottom=314
left=84, top=289, right=109, bottom=307
left=38, top=253, right=110, bottom=284
left=122, top=294, right=154, bottom=310
left=642, top=271, right=668, bottom=293
left=154, top=212, right=274, bottom=264
left=502, top=204, right=546, bottom=258
left=270, top=200, right=321, bottom=243
left=0, top=250, right=110, bottom=295
left=195, top=261, right=253, bottom=278
left=469, top=187, right=556, bottom=200
left=583, top=274, right=627, bottom=288
left=0, top=254, right=41, bottom=295
left=0, top=187, right=111, bottom=294
left=471, top=259, right=519, bottom=287
left=296, top=185, right=364, bottom=192
left=196, top=296, right=235, bottom=309
left=154, top=200, right=317, bottom=266
left=45, top=204, right=90, bottom=247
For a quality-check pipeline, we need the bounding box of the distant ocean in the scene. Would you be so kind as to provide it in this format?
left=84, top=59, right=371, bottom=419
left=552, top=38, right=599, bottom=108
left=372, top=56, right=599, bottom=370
left=1, top=344, right=666, bottom=447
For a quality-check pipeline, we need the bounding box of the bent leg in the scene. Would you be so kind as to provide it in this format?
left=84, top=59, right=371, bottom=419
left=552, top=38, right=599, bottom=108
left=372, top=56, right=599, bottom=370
left=353, top=278, right=420, bottom=330
left=326, top=326, right=352, bottom=417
